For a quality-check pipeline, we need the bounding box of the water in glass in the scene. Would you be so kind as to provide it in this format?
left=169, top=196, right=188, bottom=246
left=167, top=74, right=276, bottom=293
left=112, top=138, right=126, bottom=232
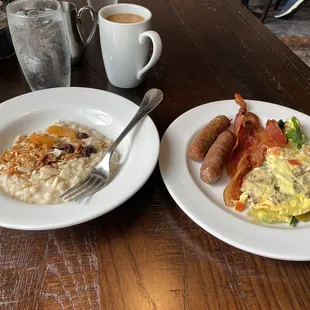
left=6, top=0, right=70, bottom=91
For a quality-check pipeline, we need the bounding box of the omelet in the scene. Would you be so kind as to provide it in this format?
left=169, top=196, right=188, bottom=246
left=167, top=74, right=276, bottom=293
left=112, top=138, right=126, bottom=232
left=237, top=117, right=310, bottom=225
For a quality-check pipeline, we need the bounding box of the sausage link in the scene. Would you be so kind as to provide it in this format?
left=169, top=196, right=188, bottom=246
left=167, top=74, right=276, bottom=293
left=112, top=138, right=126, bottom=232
left=200, top=130, right=236, bottom=184
left=188, top=115, right=230, bottom=162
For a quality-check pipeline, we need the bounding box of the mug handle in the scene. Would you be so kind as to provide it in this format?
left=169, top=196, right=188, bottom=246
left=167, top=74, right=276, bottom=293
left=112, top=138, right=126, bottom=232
left=77, top=6, right=98, bottom=46
left=137, top=31, right=162, bottom=80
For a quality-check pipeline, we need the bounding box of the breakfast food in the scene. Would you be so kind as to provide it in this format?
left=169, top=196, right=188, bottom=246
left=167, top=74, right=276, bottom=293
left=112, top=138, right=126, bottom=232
left=222, top=96, right=310, bottom=225
left=200, top=130, right=236, bottom=184
left=0, top=121, right=119, bottom=204
left=188, top=93, right=310, bottom=226
left=187, top=115, right=230, bottom=162
left=223, top=94, right=295, bottom=208
left=226, top=96, right=275, bottom=180
left=236, top=117, right=310, bottom=225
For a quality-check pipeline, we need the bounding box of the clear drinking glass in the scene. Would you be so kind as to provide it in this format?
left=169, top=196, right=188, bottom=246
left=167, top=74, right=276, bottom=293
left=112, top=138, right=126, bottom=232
left=6, top=0, right=71, bottom=91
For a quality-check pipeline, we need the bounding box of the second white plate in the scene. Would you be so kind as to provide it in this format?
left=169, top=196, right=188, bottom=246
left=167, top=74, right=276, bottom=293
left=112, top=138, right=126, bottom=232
left=159, top=99, right=310, bottom=261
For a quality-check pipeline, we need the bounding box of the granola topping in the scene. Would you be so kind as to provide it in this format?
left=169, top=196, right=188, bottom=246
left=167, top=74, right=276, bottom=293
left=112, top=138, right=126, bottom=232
left=0, top=121, right=119, bottom=205
left=0, top=123, right=105, bottom=178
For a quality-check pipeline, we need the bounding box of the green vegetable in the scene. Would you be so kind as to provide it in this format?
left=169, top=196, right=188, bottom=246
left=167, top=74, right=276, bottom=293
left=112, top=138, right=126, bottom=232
left=283, top=116, right=307, bottom=149
left=290, top=216, right=299, bottom=227
left=278, top=119, right=285, bottom=129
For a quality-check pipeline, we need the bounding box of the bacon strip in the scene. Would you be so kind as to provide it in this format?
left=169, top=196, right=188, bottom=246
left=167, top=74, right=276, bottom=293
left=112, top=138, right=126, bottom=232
left=224, top=94, right=278, bottom=206
left=224, top=154, right=252, bottom=206
left=234, top=93, right=247, bottom=110
left=227, top=110, right=266, bottom=177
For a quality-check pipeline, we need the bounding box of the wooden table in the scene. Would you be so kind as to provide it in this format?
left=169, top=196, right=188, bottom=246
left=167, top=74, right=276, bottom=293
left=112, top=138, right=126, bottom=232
left=1, top=0, right=310, bottom=309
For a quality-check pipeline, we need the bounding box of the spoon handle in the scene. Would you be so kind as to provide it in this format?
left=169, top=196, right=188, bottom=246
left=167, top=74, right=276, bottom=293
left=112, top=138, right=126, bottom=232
left=106, top=88, right=163, bottom=156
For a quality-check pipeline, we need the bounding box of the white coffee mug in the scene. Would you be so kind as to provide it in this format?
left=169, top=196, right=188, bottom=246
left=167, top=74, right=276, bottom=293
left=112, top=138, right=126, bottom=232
left=98, top=3, right=162, bottom=88
left=87, top=0, right=117, bottom=14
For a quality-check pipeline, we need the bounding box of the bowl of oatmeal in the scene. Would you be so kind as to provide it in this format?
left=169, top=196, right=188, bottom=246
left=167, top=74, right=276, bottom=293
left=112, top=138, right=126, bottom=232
left=0, top=121, right=119, bottom=204
left=0, top=87, right=159, bottom=230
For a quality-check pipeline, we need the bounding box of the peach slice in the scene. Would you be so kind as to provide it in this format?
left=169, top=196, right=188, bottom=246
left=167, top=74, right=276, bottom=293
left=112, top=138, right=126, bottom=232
left=29, top=134, right=56, bottom=147
left=47, top=126, right=77, bottom=139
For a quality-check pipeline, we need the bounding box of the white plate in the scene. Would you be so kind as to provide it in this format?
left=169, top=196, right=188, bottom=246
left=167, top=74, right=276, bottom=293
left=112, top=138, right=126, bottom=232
left=159, top=99, right=310, bottom=261
left=0, top=87, right=159, bottom=230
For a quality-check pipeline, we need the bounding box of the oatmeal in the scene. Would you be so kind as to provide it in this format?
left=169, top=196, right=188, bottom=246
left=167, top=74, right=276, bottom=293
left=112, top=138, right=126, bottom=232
left=0, top=121, right=119, bottom=204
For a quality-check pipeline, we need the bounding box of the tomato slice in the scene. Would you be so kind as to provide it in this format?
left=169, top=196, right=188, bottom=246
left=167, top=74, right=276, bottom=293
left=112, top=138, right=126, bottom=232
left=288, top=159, right=302, bottom=166
left=265, top=120, right=287, bottom=146
left=235, top=201, right=246, bottom=212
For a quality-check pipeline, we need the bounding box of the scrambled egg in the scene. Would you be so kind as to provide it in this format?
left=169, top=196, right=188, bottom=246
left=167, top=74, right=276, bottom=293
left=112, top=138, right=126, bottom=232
left=240, top=143, right=310, bottom=224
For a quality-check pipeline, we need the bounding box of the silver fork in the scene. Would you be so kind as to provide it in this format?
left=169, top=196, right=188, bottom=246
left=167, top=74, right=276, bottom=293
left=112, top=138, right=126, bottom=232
left=60, top=88, right=163, bottom=201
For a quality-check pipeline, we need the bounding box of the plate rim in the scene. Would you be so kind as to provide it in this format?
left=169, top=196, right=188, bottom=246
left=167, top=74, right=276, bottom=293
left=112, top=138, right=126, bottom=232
left=0, top=87, right=160, bottom=230
left=159, top=99, right=310, bottom=261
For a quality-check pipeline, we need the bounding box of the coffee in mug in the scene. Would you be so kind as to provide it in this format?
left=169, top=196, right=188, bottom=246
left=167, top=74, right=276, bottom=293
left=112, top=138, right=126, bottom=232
left=99, top=4, right=162, bottom=88
left=105, top=13, right=145, bottom=23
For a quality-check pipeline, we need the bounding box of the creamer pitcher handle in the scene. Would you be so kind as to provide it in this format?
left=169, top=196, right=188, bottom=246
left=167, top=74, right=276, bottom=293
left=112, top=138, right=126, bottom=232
left=77, top=6, right=97, bottom=46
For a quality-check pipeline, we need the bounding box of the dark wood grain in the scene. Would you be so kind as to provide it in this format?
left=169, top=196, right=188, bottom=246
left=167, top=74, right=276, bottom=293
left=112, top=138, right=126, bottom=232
left=1, top=0, right=310, bottom=309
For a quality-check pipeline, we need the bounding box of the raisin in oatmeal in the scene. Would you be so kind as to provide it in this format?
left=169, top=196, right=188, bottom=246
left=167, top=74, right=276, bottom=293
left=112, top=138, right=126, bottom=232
left=0, top=121, right=119, bottom=204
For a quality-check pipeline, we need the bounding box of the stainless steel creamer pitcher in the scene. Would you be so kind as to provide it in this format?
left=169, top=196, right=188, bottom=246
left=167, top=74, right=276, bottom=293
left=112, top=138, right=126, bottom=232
left=61, top=1, right=97, bottom=65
